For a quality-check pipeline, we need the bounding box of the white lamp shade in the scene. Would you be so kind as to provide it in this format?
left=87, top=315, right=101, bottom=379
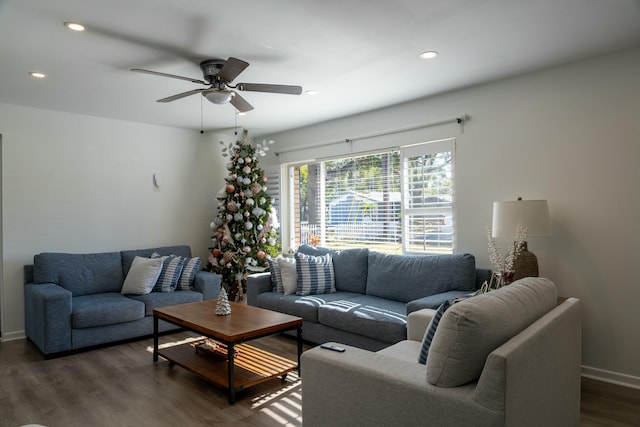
left=492, top=199, right=551, bottom=238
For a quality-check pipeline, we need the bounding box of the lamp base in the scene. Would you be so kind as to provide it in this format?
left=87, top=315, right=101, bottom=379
left=513, top=241, right=539, bottom=280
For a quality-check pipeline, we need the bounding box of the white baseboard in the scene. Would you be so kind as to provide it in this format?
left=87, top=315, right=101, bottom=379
left=1, top=330, right=26, bottom=342
left=582, top=365, right=640, bottom=390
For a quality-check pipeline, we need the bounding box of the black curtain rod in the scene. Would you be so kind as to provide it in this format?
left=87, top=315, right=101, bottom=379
left=275, top=114, right=470, bottom=156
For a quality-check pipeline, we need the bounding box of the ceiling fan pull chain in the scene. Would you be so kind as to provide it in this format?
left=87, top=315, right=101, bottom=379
left=200, top=95, right=204, bottom=134
left=234, top=109, right=238, bottom=135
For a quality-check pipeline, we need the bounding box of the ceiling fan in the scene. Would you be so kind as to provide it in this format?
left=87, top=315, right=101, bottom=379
left=131, top=57, right=302, bottom=113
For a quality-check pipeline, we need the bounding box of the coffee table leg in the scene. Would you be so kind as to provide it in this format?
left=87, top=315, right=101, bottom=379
left=297, top=324, right=303, bottom=376
left=153, top=315, right=159, bottom=362
left=228, top=342, right=236, bottom=404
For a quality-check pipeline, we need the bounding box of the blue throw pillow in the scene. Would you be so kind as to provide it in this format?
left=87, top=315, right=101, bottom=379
left=177, top=256, right=201, bottom=291
left=295, top=252, right=336, bottom=296
left=151, top=254, right=185, bottom=292
left=268, top=257, right=285, bottom=293
left=297, top=245, right=369, bottom=293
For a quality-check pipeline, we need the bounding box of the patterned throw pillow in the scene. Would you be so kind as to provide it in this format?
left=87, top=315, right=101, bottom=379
left=151, top=254, right=185, bottom=292
left=177, top=256, right=201, bottom=291
left=268, top=257, right=285, bottom=293
left=295, top=252, right=335, bottom=296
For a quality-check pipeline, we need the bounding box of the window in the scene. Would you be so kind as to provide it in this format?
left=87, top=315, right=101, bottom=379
left=289, top=139, right=454, bottom=254
left=401, top=140, right=454, bottom=254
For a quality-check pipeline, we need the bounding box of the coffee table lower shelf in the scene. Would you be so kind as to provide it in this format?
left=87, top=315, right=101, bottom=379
left=158, top=340, right=298, bottom=394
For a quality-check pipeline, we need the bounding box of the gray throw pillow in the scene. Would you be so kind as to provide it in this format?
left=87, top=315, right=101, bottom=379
left=426, top=278, right=557, bottom=387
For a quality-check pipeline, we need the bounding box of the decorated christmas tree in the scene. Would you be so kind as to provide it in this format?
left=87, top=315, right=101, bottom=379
left=208, top=129, right=281, bottom=301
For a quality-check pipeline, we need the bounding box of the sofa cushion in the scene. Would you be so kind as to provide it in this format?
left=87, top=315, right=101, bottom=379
left=121, top=245, right=192, bottom=276
left=295, top=252, right=336, bottom=296
left=121, top=256, right=163, bottom=295
left=426, top=277, right=558, bottom=387
left=33, top=251, right=123, bottom=296
left=257, top=292, right=361, bottom=323
left=297, top=245, right=369, bottom=294
left=366, top=252, right=476, bottom=303
left=129, top=290, right=204, bottom=316
left=317, top=295, right=407, bottom=343
left=177, top=256, right=201, bottom=291
left=72, top=293, right=145, bottom=328
left=151, top=254, right=185, bottom=292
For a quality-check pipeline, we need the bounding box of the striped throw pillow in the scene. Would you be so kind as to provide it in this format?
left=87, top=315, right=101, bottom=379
left=295, top=252, right=335, bottom=296
left=418, top=300, right=452, bottom=364
left=177, top=256, right=201, bottom=291
left=268, top=257, right=284, bottom=293
left=151, top=255, right=185, bottom=292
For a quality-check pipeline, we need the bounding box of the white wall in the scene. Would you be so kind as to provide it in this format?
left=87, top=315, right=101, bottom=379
left=263, top=47, right=640, bottom=385
left=0, top=104, right=231, bottom=339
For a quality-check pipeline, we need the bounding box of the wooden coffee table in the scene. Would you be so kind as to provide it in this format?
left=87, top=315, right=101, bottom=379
left=153, top=299, right=303, bottom=404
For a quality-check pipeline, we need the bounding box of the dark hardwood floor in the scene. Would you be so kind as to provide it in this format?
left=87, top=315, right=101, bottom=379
left=1, top=332, right=638, bottom=426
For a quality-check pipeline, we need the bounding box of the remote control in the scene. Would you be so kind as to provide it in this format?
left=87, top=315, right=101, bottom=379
left=320, top=343, right=345, bottom=352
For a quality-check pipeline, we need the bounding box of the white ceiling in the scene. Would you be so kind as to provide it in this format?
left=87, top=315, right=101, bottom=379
left=2, top=0, right=640, bottom=135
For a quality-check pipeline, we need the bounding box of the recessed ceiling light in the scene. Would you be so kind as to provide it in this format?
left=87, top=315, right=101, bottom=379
left=64, top=22, right=86, bottom=31
left=305, top=90, right=319, bottom=96
left=236, top=112, right=247, bottom=116
left=419, top=50, right=438, bottom=59
left=29, top=72, right=46, bottom=78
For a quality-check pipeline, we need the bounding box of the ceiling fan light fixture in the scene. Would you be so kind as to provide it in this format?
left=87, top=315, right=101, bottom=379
left=64, top=22, right=86, bottom=31
left=204, top=90, right=233, bottom=105
left=419, top=50, right=438, bottom=59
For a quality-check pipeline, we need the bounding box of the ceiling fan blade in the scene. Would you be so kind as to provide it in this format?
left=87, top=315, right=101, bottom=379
left=230, top=91, right=254, bottom=113
left=237, top=83, right=303, bottom=95
left=157, top=88, right=206, bottom=103
left=131, top=68, right=207, bottom=85
left=217, top=57, right=250, bottom=83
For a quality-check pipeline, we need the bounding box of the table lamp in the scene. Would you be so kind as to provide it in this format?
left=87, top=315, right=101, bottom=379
left=492, top=198, right=551, bottom=280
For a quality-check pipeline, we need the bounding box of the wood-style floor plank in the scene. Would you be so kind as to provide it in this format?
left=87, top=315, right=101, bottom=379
left=0, top=332, right=305, bottom=427
left=1, top=332, right=639, bottom=426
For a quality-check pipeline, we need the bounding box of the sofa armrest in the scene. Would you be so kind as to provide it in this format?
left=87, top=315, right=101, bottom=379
left=24, top=282, right=73, bottom=355
left=407, top=308, right=437, bottom=342
left=475, top=298, right=581, bottom=426
left=302, top=343, right=501, bottom=427
left=246, top=272, right=272, bottom=306
left=193, top=271, right=220, bottom=300
left=406, top=290, right=473, bottom=314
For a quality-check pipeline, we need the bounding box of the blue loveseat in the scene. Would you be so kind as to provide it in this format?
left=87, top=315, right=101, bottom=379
left=247, top=245, right=490, bottom=351
left=24, top=245, right=220, bottom=357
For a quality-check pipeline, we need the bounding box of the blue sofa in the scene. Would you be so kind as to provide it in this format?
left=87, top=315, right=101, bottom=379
left=24, top=245, right=220, bottom=357
left=247, top=245, right=490, bottom=351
